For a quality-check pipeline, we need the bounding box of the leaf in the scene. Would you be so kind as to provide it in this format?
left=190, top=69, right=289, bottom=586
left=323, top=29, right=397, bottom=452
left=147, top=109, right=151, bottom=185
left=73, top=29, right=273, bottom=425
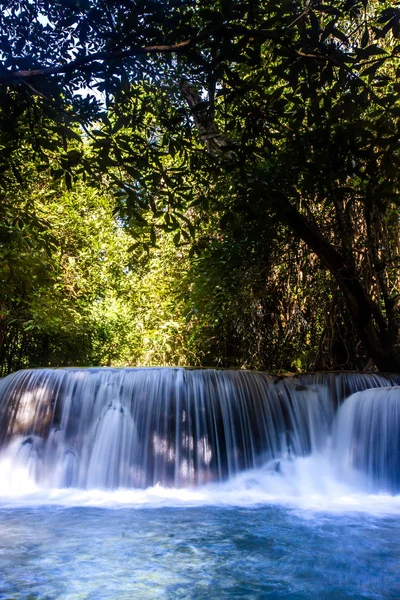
left=361, top=27, right=369, bottom=48
left=309, top=11, right=320, bottom=37
left=127, top=243, right=140, bottom=252
left=356, top=45, right=387, bottom=59
left=269, top=87, right=285, bottom=102
left=331, top=27, right=348, bottom=44
left=361, top=59, right=385, bottom=79
left=130, top=211, right=147, bottom=225
left=65, top=172, right=72, bottom=191
left=66, top=149, right=82, bottom=166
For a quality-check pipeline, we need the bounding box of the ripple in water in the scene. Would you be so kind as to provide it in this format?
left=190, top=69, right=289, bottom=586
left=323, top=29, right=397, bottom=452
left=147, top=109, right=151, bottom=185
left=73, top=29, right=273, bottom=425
left=0, top=504, right=399, bottom=600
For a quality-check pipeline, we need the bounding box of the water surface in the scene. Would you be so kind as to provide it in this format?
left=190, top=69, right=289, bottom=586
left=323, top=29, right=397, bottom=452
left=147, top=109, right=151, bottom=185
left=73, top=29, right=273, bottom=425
left=0, top=501, right=399, bottom=600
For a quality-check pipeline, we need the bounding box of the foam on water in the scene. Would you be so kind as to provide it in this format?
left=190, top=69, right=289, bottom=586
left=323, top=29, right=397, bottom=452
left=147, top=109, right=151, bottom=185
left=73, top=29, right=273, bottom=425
left=0, top=367, right=400, bottom=516
left=1, top=450, right=400, bottom=516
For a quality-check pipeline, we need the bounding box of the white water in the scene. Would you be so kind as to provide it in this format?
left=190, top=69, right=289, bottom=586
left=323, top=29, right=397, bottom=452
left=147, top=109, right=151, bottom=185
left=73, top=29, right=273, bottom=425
left=0, top=368, right=400, bottom=515
left=1, top=462, right=400, bottom=515
left=1, top=439, right=400, bottom=515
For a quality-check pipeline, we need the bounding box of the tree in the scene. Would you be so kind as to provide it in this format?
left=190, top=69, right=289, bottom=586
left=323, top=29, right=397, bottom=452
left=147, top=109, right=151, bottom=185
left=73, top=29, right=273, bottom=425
left=0, top=150, right=140, bottom=374
left=1, top=0, right=400, bottom=370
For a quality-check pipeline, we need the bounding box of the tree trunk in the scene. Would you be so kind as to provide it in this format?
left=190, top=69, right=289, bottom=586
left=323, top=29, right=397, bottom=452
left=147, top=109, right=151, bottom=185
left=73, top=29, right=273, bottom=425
left=271, top=191, right=400, bottom=373
left=180, top=83, right=400, bottom=372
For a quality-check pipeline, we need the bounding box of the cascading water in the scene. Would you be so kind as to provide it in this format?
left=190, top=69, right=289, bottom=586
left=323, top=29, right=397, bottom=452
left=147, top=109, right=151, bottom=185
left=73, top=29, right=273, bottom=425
left=2, top=368, right=400, bottom=599
left=334, top=386, right=400, bottom=493
left=0, top=367, right=399, bottom=498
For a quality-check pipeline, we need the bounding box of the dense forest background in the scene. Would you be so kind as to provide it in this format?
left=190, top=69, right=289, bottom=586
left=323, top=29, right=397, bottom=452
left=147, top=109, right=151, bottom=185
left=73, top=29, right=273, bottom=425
left=0, top=0, right=400, bottom=375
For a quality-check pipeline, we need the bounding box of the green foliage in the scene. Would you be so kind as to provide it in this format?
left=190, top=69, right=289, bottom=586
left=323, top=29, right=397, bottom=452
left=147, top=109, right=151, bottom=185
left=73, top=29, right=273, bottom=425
left=0, top=0, right=400, bottom=371
left=0, top=155, right=139, bottom=374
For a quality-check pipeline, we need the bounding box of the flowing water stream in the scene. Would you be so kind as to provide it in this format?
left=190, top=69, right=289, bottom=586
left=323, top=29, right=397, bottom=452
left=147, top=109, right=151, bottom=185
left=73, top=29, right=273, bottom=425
left=0, top=368, right=399, bottom=599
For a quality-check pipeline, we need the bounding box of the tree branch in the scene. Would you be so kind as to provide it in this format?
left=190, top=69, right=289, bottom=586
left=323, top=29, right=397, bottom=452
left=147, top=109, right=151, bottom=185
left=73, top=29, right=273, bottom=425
left=295, top=50, right=343, bottom=67
left=180, top=80, right=232, bottom=156
left=0, top=40, right=194, bottom=84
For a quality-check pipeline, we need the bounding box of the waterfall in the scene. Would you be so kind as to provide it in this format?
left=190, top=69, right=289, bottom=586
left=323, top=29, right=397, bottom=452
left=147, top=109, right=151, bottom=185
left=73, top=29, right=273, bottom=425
left=334, top=386, right=400, bottom=493
left=0, top=368, right=398, bottom=492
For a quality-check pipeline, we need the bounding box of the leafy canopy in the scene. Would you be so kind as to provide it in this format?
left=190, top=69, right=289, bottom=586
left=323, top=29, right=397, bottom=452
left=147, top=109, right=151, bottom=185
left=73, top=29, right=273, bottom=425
left=1, top=0, right=400, bottom=371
